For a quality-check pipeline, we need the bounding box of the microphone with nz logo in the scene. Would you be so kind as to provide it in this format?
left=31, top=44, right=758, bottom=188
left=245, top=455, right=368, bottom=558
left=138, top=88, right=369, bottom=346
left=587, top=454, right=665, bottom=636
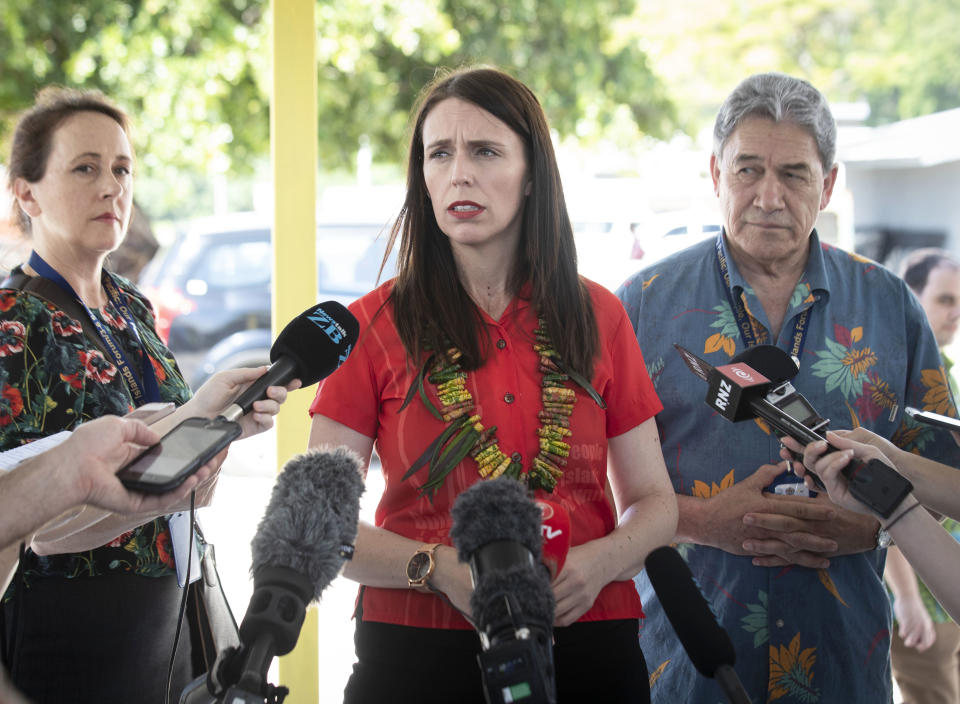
left=220, top=301, right=360, bottom=422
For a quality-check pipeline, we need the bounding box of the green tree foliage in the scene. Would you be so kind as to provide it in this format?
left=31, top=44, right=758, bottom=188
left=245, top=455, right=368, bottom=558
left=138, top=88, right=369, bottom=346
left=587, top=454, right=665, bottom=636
left=845, top=0, right=960, bottom=123
left=0, top=0, right=674, bottom=216
left=4, top=0, right=960, bottom=218
left=631, top=0, right=866, bottom=133
left=0, top=0, right=269, bottom=216
left=633, top=0, right=960, bottom=134
left=313, top=0, right=675, bottom=167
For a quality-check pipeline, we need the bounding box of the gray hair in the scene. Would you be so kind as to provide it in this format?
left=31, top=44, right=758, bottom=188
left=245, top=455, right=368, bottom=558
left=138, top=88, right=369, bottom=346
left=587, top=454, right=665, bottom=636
left=713, top=72, right=836, bottom=170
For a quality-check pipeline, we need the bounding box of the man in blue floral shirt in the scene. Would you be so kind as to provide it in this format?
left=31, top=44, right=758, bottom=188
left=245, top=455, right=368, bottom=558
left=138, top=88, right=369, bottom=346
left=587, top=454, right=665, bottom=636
left=617, top=73, right=960, bottom=703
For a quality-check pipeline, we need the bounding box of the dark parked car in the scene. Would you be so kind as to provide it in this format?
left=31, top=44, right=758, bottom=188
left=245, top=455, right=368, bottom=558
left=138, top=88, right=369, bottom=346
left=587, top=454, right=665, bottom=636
left=141, top=213, right=395, bottom=388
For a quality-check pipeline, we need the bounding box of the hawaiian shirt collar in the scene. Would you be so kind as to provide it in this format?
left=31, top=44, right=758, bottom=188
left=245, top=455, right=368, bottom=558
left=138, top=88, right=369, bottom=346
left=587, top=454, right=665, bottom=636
left=717, top=228, right=830, bottom=303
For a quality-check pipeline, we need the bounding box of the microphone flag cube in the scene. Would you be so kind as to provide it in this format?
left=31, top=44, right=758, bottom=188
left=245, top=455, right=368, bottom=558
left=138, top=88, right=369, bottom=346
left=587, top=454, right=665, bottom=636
left=706, top=363, right=770, bottom=422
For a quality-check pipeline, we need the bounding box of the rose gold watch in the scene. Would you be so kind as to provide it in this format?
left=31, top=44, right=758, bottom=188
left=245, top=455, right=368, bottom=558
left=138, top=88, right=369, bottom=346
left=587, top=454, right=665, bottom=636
left=406, top=543, right=441, bottom=591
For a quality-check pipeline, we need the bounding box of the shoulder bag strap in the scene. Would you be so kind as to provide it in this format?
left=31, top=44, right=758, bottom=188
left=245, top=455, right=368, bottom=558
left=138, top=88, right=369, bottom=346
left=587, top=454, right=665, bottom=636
left=2, top=272, right=110, bottom=358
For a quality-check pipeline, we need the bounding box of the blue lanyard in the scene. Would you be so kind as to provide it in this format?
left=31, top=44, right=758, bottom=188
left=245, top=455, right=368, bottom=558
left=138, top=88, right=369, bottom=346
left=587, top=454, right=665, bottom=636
left=715, top=235, right=812, bottom=360
left=28, top=251, right=162, bottom=405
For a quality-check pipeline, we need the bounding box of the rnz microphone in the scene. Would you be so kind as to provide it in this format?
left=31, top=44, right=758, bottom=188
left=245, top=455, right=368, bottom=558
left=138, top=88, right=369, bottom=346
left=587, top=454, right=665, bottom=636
left=645, top=546, right=751, bottom=704
left=450, top=478, right=557, bottom=704
left=675, top=343, right=913, bottom=518
left=180, top=446, right=364, bottom=704
left=221, top=301, right=360, bottom=421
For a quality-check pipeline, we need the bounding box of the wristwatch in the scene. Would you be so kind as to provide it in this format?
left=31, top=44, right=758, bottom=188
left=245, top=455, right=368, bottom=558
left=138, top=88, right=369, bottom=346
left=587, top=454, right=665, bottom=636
left=875, top=525, right=893, bottom=549
left=406, top=543, right=441, bottom=590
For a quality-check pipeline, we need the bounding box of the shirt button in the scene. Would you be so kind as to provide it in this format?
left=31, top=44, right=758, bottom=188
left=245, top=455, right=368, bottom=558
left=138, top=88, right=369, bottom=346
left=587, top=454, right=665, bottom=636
left=496, top=338, right=506, bottom=350
left=775, top=619, right=785, bottom=628
left=504, top=392, right=515, bottom=404
left=511, top=452, right=522, bottom=462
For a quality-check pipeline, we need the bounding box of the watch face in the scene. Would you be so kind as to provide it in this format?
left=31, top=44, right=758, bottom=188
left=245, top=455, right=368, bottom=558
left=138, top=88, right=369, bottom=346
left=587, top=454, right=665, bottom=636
left=877, top=529, right=892, bottom=549
left=407, top=552, right=431, bottom=582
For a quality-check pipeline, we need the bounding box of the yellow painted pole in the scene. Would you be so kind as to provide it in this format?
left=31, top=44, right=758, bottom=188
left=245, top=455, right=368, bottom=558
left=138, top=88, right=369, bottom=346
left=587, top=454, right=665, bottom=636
left=271, top=0, right=318, bottom=701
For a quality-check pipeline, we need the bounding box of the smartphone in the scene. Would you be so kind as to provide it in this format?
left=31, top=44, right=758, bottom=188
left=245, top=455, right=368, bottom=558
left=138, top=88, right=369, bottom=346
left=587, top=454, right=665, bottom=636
left=905, top=406, right=960, bottom=431
left=117, top=417, right=241, bottom=493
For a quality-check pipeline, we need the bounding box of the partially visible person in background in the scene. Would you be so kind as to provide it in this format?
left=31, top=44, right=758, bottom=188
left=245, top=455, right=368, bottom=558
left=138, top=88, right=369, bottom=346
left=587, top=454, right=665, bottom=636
left=0, top=86, right=295, bottom=704
left=888, top=247, right=960, bottom=704
left=903, top=249, right=960, bottom=394
left=104, top=201, right=159, bottom=282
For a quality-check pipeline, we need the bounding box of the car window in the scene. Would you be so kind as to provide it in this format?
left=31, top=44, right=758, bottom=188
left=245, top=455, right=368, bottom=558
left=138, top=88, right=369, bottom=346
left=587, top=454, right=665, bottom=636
left=192, top=239, right=272, bottom=288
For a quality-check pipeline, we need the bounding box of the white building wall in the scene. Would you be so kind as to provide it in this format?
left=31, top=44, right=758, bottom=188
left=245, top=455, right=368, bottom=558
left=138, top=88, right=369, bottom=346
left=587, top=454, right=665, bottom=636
left=845, top=162, right=960, bottom=253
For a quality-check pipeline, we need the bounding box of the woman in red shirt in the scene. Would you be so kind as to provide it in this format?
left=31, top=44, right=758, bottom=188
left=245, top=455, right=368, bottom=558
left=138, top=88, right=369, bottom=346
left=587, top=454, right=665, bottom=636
left=309, top=67, right=678, bottom=704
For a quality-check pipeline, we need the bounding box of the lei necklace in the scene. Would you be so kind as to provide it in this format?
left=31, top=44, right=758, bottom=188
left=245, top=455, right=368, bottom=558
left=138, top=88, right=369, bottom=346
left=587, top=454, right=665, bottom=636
left=400, top=318, right=605, bottom=498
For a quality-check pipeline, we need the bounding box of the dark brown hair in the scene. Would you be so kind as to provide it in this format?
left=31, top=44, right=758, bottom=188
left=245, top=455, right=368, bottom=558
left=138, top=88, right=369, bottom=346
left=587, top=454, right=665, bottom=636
left=901, top=247, right=960, bottom=296
left=7, top=86, right=130, bottom=233
left=384, top=67, right=598, bottom=377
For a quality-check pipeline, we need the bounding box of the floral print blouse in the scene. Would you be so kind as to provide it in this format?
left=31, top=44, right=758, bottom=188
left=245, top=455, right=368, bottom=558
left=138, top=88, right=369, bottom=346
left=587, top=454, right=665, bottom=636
left=0, top=267, right=192, bottom=596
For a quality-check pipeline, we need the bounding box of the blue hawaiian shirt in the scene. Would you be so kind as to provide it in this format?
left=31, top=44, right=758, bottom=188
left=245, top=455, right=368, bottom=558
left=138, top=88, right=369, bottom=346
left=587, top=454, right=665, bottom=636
left=616, top=231, right=960, bottom=704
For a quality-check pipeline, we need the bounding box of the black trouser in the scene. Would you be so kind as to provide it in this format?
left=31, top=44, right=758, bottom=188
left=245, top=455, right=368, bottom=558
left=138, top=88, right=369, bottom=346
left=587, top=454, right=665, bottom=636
left=344, top=618, right=650, bottom=704
left=2, top=572, right=196, bottom=704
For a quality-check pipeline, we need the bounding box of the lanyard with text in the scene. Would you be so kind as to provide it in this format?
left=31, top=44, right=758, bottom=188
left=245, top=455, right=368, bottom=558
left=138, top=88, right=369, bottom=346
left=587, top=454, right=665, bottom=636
left=28, top=251, right=163, bottom=406
left=715, top=236, right=812, bottom=360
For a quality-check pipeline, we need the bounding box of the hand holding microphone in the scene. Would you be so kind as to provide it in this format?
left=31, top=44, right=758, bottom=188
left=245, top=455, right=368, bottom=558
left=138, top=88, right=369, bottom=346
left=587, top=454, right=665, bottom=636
left=675, top=343, right=913, bottom=518
left=193, top=366, right=298, bottom=440
left=180, top=300, right=360, bottom=436
left=219, top=301, right=359, bottom=422
left=119, top=302, right=360, bottom=496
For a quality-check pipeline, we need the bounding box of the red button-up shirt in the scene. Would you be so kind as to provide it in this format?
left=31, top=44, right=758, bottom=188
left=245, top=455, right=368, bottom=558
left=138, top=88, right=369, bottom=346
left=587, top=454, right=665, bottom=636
left=310, top=278, right=662, bottom=629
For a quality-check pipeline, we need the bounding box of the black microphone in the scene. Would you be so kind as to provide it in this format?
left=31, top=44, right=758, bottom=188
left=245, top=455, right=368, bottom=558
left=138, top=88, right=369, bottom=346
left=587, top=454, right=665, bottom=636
left=220, top=301, right=360, bottom=421
left=193, top=446, right=364, bottom=702
left=674, top=343, right=913, bottom=518
left=730, top=344, right=801, bottom=385
left=450, top=478, right=557, bottom=704
left=645, top=546, right=751, bottom=704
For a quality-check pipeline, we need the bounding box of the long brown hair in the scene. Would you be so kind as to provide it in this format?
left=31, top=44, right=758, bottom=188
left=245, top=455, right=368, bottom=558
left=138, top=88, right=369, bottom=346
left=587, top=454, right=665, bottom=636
left=384, top=67, right=598, bottom=377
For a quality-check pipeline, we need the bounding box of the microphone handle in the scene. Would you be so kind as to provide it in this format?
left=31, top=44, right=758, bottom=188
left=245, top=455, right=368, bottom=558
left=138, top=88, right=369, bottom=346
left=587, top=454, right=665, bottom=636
left=714, top=664, right=753, bottom=704
left=221, top=357, right=298, bottom=421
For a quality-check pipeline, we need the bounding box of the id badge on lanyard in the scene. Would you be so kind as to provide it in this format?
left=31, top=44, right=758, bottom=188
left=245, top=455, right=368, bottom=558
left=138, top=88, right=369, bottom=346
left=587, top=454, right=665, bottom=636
left=715, top=237, right=812, bottom=358
left=27, top=251, right=163, bottom=406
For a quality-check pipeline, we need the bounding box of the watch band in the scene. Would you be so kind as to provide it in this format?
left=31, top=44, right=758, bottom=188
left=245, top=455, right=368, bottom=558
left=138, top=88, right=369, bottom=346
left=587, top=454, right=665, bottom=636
left=406, top=543, right=441, bottom=590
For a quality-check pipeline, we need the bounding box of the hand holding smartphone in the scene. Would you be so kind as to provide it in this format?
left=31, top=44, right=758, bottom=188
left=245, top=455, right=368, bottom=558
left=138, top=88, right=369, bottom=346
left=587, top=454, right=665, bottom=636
left=116, top=417, right=241, bottom=493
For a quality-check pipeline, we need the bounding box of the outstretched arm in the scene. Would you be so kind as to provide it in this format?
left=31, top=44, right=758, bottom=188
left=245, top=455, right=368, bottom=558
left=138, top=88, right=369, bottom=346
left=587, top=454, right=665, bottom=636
left=828, top=427, right=960, bottom=520
left=783, top=431, right=960, bottom=623
left=1, top=416, right=218, bottom=551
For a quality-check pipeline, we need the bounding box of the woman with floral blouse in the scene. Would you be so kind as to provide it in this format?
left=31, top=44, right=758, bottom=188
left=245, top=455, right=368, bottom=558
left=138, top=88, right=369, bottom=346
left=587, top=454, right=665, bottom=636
left=0, top=87, right=294, bottom=703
